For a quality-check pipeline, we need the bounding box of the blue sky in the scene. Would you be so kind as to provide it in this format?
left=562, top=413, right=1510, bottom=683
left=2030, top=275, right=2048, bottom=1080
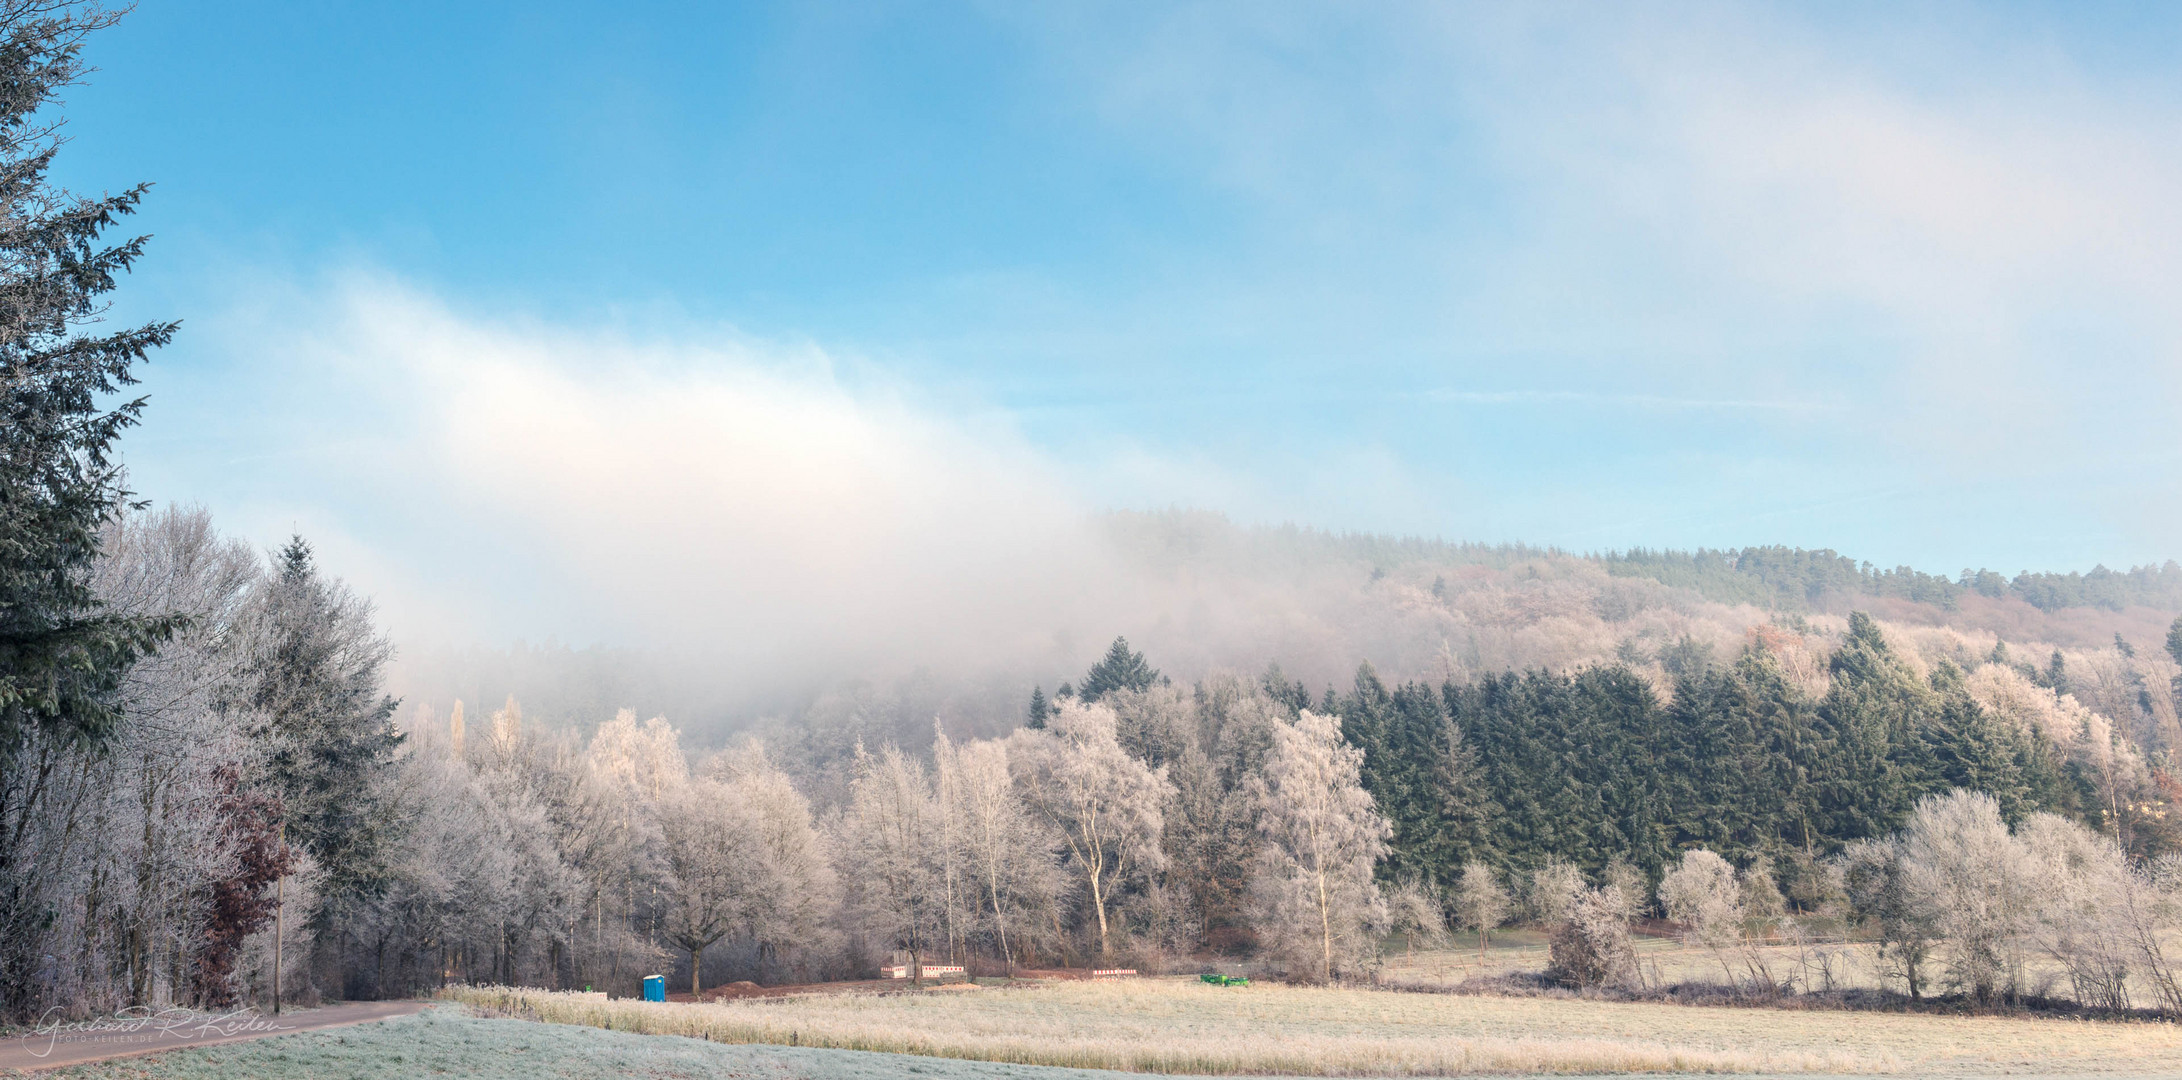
left=57, top=1, right=2182, bottom=647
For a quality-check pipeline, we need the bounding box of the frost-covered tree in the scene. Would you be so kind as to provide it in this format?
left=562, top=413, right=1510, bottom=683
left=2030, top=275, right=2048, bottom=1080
left=1154, top=676, right=1278, bottom=946
left=931, top=725, right=972, bottom=959
left=1453, top=862, right=1510, bottom=956
left=1657, top=848, right=1745, bottom=982
left=2019, top=812, right=2136, bottom=1010
left=949, top=736, right=1056, bottom=971
left=1547, top=884, right=1638, bottom=989
left=1525, top=860, right=1587, bottom=927
left=2, top=509, right=280, bottom=1015
left=1076, top=637, right=1159, bottom=704
left=0, top=2, right=179, bottom=1017
left=1839, top=835, right=1935, bottom=998
left=590, top=709, right=689, bottom=802
left=705, top=744, right=837, bottom=983
left=1246, top=708, right=1390, bottom=983
left=1898, top=789, right=2037, bottom=1004
left=836, top=744, right=944, bottom=982
left=659, top=778, right=767, bottom=995
left=1010, top=701, right=1170, bottom=961
left=235, top=538, right=402, bottom=913
left=1386, top=876, right=1448, bottom=954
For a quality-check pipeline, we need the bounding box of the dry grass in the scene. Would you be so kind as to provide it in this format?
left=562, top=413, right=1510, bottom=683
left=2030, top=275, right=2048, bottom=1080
left=1383, top=932, right=1897, bottom=995
left=441, top=976, right=2182, bottom=1076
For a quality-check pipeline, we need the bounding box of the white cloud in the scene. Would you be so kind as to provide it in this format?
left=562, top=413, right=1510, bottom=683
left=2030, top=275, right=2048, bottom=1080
left=164, top=274, right=1129, bottom=690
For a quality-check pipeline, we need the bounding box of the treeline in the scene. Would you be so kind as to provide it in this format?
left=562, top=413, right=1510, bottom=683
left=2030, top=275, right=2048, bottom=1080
left=1338, top=613, right=2182, bottom=907
left=1604, top=546, right=2182, bottom=614
left=1, top=511, right=406, bottom=1017
left=1531, top=791, right=2182, bottom=1011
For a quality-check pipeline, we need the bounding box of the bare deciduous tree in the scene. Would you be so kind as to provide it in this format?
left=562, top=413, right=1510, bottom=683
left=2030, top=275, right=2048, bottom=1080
left=1454, top=863, right=1510, bottom=958
left=1246, top=709, right=1390, bottom=983
left=836, top=744, right=943, bottom=983
left=658, top=779, right=760, bottom=995
left=1658, top=849, right=1745, bottom=983
left=1009, top=701, right=1170, bottom=962
left=951, top=737, right=1057, bottom=972
left=1899, top=789, right=2037, bottom=1005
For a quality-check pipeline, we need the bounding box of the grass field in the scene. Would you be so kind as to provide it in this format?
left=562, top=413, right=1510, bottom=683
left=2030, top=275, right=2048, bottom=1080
left=444, top=977, right=2182, bottom=1077
left=16, top=1006, right=1188, bottom=1080
left=1383, top=931, right=1896, bottom=993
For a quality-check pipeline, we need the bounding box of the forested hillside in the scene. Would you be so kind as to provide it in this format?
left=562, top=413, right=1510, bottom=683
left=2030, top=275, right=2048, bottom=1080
left=391, top=509, right=2182, bottom=755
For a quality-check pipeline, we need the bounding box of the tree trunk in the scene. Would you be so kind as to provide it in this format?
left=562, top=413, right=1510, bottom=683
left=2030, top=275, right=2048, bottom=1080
left=1317, top=865, right=1333, bottom=983
left=692, top=946, right=702, bottom=996
left=989, top=865, right=1012, bottom=977
left=1091, top=867, right=1110, bottom=960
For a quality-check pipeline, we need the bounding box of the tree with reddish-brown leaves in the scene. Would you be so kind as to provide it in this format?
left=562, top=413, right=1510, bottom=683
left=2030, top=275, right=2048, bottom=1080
left=194, top=766, right=292, bottom=1006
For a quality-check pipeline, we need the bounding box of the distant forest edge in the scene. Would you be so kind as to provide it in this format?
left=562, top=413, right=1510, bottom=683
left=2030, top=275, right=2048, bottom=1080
left=390, top=512, right=2182, bottom=741
left=1600, top=545, right=2182, bottom=613
left=1105, top=508, right=2182, bottom=615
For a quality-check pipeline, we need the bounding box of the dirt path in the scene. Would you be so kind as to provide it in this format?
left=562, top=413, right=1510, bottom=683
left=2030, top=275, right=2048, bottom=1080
left=0, top=1000, right=427, bottom=1074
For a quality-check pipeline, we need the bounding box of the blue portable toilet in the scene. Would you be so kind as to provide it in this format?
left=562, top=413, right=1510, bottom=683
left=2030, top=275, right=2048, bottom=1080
left=642, top=975, right=666, bottom=1002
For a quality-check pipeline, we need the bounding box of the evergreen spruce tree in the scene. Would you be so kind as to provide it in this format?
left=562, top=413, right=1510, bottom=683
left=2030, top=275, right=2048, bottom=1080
left=1814, top=613, right=1935, bottom=840
left=1334, top=666, right=1471, bottom=881
left=1924, top=662, right=2032, bottom=820
left=1076, top=636, right=1159, bottom=702
left=1729, top=650, right=1828, bottom=858
left=0, top=3, right=178, bottom=1015
left=2042, top=649, right=2069, bottom=696
left=1026, top=686, right=1049, bottom=729
left=237, top=538, right=403, bottom=913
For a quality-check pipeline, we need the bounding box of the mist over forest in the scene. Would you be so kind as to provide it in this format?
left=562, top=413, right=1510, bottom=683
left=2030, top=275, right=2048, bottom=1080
left=387, top=507, right=2182, bottom=761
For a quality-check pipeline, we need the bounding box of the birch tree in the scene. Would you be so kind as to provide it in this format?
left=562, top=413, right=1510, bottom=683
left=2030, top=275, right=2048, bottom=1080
left=1010, top=701, right=1170, bottom=962
left=1246, top=708, right=1391, bottom=983
left=932, top=725, right=969, bottom=959
left=951, top=736, right=1056, bottom=971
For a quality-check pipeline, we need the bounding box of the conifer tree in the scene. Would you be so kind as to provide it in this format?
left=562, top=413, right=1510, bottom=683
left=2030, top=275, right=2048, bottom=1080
left=1815, top=613, right=1934, bottom=840
left=0, top=3, right=178, bottom=1012
left=237, top=538, right=403, bottom=907
left=1076, top=637, right=1159, bottom=703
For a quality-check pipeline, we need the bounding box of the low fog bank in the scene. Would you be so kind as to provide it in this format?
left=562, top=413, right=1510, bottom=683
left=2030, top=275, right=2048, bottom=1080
left=388, top=508, right=2182, bottom=756
left=184, top=279, right=2174, bottom=751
